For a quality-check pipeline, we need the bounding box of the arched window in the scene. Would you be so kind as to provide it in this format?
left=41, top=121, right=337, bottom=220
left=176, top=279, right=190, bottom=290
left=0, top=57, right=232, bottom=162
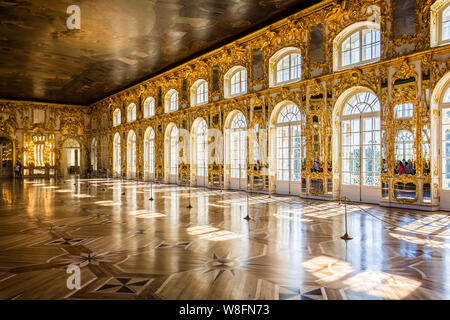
left=444, top=5, right=450, bottom=41
left=127, top=103, right=136, bottom=122
left=431, top=1, right=450, bottom=47
left=269, top=47, right=302, bottom=87
left=113, top=133, right=121, bottom=176
left=395, top=130, right=414, bottom=161
left=144, top=127, right=155, bottom=177
left=165, top=90, right=179, bottom=113
left=170, top=126, right=179, bottom=176
left=113, top=108, right=121, bottom=126
left=394, top=103, right=414, bottom=119
left=127, top=130, right=136, bottom=177
left=191, top=80, right=208, bottom=106
left=341, top=91, right=381, bottom=187
left=444, top=88, right=450, bottom=103
left=224, top=67, right=247, bottom=98
left=91, top=138, right=97, bottom=171
left=333, top=22, right=380, bottom=71
left=196, top=119, right=208, bottom=178
left=143, top=97, right=155, bottom=118
left=230, top=112, right=247, bottom=179
left=276, top=104, right=302, bottom=183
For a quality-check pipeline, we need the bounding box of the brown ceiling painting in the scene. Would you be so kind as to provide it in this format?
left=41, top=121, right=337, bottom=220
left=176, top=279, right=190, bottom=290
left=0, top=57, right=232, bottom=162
left=0, top=0, right=320, bottom=105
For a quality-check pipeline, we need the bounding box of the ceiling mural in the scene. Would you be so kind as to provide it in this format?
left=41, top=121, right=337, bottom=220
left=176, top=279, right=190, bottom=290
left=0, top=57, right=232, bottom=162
left=0, top=0, right=320, bottom=105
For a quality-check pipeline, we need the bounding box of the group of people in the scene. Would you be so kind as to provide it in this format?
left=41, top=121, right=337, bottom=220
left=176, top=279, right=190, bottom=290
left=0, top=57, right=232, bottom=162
left=395, top=159, right=415, bottom=175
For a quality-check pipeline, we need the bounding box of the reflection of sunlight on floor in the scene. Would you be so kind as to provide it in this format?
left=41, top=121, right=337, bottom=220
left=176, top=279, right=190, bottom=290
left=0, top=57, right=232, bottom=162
left=302, top=255, right=354, bottom=283
left=201, top=230, right=242, bottom=241
left=128, top=210, right=166, bottom=219
left=187, top=225, right=241, bottom=241
left=396, top=214, right=450, bottom=235
left=187, top=225, right=220, bottom=235
left=43, top=186, right=59, bottom=189
left=73, top=194, right=94, bottom=198
left=303, top=210, right=342, bottom=219
left=55, top=189, right=73, bottom=193
left=273, top=213, right=312, bottom=222
left=94, top=200, right=122, bottom=206
left=389, top=232, right=450, bottom=249
left=136, top=212, right=166, bottom=219
left=343, top=271, right=421, bottom=300
left=209, top=203, right=230, bottom=209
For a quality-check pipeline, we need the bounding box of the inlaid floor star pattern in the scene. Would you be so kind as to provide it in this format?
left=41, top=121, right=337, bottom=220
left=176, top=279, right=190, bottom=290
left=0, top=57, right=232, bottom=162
left=0, top=177, right=449, bottom=300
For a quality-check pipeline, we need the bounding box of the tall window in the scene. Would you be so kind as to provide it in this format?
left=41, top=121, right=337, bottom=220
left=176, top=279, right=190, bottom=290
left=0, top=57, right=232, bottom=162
left=113, top=133, right=121, bottom=175
left=442, top=85, right=450, bottom=188
left=341, top=91, right=381, bottom=186
left=170, top=126, right=179, bottom=176
left=276, top=104, right=302, bottom=182
left=91, top=138, right=97, bottom=171
left=444, top=6, right=450, bottom=42
left=341, top=29, right=380, bottom=67
left=144, top=127, right=155, bottom=176
left=143, top=97, right=155, bottom=118
left=166, top=90, right=179, bottom=112
left=127, top=131, right=136, bottom=175
left=394, top=103, right=414, bottom=119
left=191, top=80, right=208, bottom=106
left=230, top=113, right=247, bottom=178
left=334, top=22, right=381, bottom=71
left=230, top=69, right=247, bottom=96
left=395, top=130, right=414, bottom=161
left=275, top=53, right=301, bottom=85
left=127, top=103, right=136, bottom=122
left=444, top=88, right=450, bottom=103
left=113, top=109, right=121, bottom=126
left=196, top=120, right=208, bottom=177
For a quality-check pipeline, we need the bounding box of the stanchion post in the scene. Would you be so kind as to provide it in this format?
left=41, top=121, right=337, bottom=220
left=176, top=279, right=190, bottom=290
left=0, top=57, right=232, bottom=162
left=186, top=180, right=192, bottom=209
left=149, top=178, right=154, bottom=201
left=340, top=196, right=353, bottom=240
left=243, top=168, right=253, bottom=221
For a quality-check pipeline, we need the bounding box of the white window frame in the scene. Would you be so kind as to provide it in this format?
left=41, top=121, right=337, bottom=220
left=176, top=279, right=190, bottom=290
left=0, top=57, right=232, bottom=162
left=229, top=113, right=247, bottom=179
left=127, top=131, right=137, bottom=175
left=441, top=85, right=450, bottom=189
left=143, top=97, right=155, bottom=118
left=127, top=103, right=136, bottom=122
left=341, top=91, right=381, bottom=187
left=113, top=108, right=121, bottom=126
left=275, top=104, right=302, bottom=182
left=196, top=120, right=208, bottom=177
left=431, top=1, right=450, bottom=47
left=170, top=126, right=179, bottom=176
left=144, top=127, right=155, bottom=176
left=224, top=66, right=247, bottom=98
left=333, top=22, right=381, bottom=71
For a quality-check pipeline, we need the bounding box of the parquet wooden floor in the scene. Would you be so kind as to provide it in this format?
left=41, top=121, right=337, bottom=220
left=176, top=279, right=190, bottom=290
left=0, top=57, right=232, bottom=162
left=0, top=177, right=449, bottom=300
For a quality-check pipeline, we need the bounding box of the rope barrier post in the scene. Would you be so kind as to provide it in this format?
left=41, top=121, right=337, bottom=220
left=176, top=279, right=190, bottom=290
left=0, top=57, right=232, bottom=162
left=186, top=180, right=192, bottom=209
left=243, top=168, right=254, bottom=221
left=149, top=177, right=154, bottom=201
left=340, top=197, right=353, bottom=240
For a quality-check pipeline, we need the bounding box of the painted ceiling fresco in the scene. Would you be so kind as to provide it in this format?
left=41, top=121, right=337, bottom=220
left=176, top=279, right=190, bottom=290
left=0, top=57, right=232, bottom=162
left=0, top=0, right=320, bottom=105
